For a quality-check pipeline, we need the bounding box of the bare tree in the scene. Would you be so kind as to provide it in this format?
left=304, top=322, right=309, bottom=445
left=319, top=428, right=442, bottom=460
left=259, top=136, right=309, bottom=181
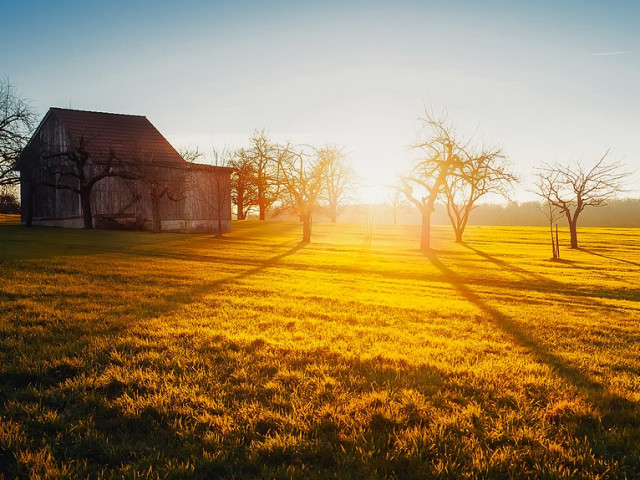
left=533, top=151, right=629, bottom=248
left=278, top=146, right=328, bottom=243
left=318, top=145, right=354, bottom=223
left=538, top=197, right=562, bottom=259
left=443, top=147, right=517, bottom=242
left=247, top=130, right=286, bottom=220
left=1, top=79, right=36, bottom=186
left=133, top=147, right=187, bottom=233
left=385, top=183, right=409, bottom=225
left=228, top=148, right=257, bottom=220
left=402, top=111, right=464, bottom=251
left=177, top=145, right=204, bottom=163
left=39, top=135, right=138, bottom=229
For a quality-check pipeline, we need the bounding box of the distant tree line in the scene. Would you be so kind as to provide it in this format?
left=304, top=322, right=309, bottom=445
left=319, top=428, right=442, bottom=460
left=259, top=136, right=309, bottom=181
left=361, top=198, right=640, bottom=228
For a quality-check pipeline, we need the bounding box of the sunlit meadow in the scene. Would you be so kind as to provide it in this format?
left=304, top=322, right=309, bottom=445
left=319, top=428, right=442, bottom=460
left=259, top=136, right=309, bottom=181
left=1, top=215, right=639, bottom=479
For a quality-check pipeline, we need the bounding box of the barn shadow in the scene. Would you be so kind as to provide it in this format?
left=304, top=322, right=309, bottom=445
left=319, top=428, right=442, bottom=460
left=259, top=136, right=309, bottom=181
left=423, top=250, right=639, bottom=471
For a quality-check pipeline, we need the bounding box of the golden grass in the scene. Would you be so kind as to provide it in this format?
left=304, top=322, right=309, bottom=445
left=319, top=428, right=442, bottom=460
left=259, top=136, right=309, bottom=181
left=0, top=219, right=639, bottom=478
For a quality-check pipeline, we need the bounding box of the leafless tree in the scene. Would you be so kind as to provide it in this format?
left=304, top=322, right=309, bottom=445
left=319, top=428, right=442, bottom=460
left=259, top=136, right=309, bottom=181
left=1, top=79, right=36, bottom=186
left=177, top=145, right=204, bottom=163
left=318, top=145, right=354, bottom=223
left=277, top=146, right=328, bottom=243
left=228, top=147, right=257, bottom=220
left=385, top=183, right=409, bottom=225
left=443, top=147, right=517, bottom=242
left=39, top=135, right=138, bottom=229
left=402, top=111, right=464, bottom=251
left=536, top=196, right=563, bottom=259
left=247, top=130, right=287, bottom=220
left=533, top=151, right=629, bottom=248
left=133, top=146, right=187, bottom=233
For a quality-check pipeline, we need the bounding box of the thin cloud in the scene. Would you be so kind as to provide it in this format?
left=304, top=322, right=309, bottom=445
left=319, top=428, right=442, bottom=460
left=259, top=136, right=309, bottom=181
left=593, top=51, right=634, bottom=56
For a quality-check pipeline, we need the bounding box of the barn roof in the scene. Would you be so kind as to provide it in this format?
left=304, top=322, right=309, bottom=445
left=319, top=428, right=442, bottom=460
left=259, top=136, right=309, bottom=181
left=48, top=108, right=185, bottom=165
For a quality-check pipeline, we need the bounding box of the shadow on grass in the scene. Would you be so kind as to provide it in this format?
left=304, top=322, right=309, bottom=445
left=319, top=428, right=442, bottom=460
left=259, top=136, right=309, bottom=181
left=424, top=250, right=640, bottom=474
left=0, top=334, right=449, bottom=478
left=461, top=243, right=639, bottom=304
left=461, top=243, right=554, bottom=284
left=2, top=228, right=640, bottom=477
left=580, top=247, right=640, bottom=267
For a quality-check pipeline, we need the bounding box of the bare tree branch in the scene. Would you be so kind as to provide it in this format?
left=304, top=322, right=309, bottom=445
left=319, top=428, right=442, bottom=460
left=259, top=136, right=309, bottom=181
left=1, top=79, right=36, bottom=186
left=532, top=151, right=630, bottom=248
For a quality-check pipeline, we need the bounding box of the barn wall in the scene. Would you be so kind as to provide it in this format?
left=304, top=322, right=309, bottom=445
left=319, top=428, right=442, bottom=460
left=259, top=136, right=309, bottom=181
left=20, top=111, right=232, bottom=233
left=93, top=165, right=231, bottom=233
left=184, top=167, right=232, bottom=233
left=21, top=113, right=81, bottom=223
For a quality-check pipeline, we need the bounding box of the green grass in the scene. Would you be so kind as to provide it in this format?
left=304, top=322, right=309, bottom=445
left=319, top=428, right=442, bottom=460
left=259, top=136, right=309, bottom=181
left=0, top=217, right=639, bottom=479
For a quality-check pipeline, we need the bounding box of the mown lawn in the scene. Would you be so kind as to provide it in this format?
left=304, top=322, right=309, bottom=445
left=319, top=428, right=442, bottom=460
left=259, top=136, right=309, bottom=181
left=0, top=216, right=639, bottom=479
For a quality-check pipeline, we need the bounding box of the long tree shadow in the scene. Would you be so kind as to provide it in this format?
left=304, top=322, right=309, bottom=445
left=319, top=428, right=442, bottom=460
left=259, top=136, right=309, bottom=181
left=0, top=240, right=309, bottom=389
left=461, top=242, right=564, bottom=284
left=0, top=332, right=451, bottom=478
left=460, top=243, right=640, bottom=304
left=580, top=247, right=640, bottom=267
left=424, top=251, right=639, bottom=471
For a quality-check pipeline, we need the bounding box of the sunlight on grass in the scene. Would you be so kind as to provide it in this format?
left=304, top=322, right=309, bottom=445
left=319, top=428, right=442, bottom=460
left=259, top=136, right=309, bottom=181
left=0, top=221, right=639, bottom=478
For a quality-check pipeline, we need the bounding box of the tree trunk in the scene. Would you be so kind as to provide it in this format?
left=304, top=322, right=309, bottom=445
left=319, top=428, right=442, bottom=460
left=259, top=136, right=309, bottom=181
left=259, top=201, right=266, bottom=220
left=302, top=214, right=312, bottom=243
left=392, top=211, right=397, bottom=225
left=217, top=217, right=222, bottom=236
left=330, top=213, right=336, bottom=223
left=549, top=221, right=556, bottom=258
left=555, top=224, right=560, bottom=259
left=420, top=210, right=431, bottom=251
left=454, top=229, right=463, bottom=243
left=151, top=196, right=161, bottom=233
left=80, top=189, right=93, bottom=229
left=237, top=202, right=244, bottom=220
left=569, top=218, right=578, bottom=248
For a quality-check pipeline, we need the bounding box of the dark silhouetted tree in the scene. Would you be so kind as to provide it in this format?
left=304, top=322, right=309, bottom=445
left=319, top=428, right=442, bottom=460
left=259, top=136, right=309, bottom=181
left=133, top=146, right=187, bottom=233
left=41, top=136, right=138, bottom=229
left=533, top=151, right=629, bottom=248
left=177, top=146, right=203, bottom=163
left=1, top=79, right=36, bottom=186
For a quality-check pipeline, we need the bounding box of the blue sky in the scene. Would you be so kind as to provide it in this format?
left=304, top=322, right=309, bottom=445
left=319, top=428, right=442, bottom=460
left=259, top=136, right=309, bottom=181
left=2, top=0, right=639, bottom=201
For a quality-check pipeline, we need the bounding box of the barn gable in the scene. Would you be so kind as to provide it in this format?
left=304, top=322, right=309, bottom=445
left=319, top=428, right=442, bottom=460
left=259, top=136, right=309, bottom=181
left=19, top=108, right=232, bottom=233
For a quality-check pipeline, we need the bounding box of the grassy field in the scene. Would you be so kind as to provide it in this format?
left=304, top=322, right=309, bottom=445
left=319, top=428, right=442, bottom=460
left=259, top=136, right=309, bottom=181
left=0, top=215, right=639, bottom=479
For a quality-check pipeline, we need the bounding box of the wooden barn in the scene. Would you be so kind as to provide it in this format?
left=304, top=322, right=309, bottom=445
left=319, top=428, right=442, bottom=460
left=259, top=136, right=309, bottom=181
left=18, top=108, right=232, bottom=233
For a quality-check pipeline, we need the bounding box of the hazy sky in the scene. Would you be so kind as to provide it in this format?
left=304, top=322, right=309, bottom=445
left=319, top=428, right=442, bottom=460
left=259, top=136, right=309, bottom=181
left=2, top=0, right=639, bottom=201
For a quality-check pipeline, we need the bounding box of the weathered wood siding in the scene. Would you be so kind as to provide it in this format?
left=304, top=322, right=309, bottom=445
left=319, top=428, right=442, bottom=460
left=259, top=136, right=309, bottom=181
left=20, top=112, right=232, bottom=233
